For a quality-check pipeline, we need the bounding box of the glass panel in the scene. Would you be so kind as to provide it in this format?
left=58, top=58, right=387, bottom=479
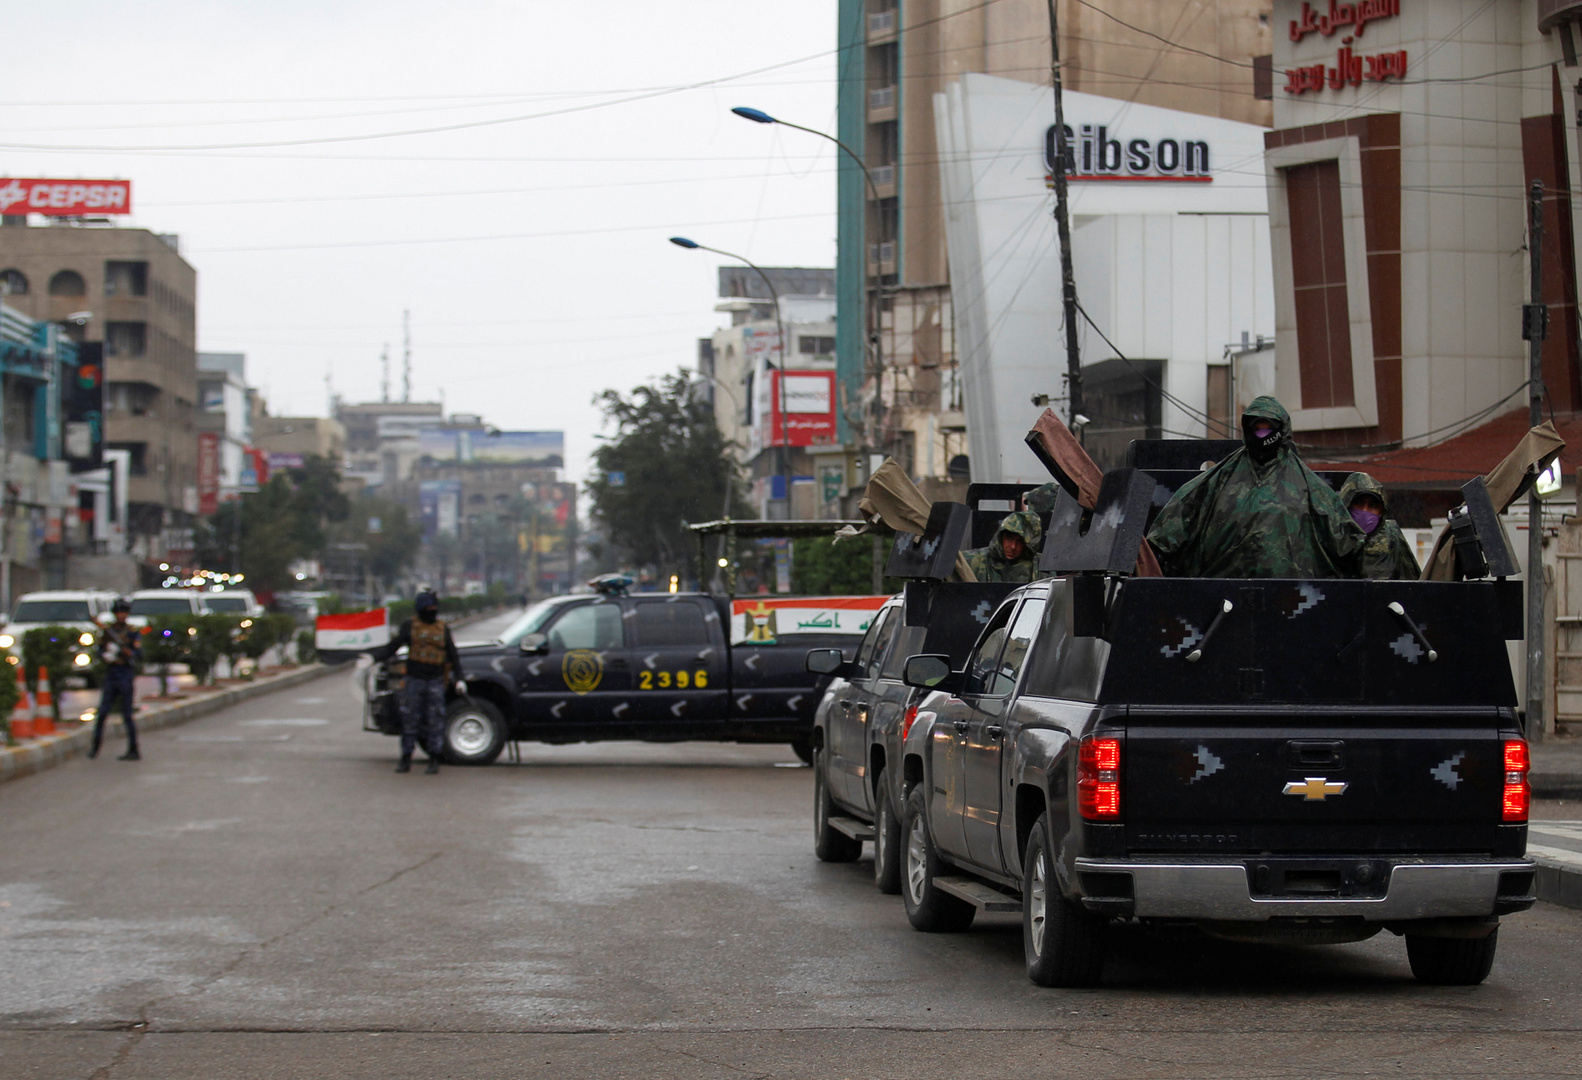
left=12, top=601, right=92, bottom=623
left=989, top=598, right=1046, bottom=696
left=496, top=597, right=576, bottom=644
left=129, top=597, right=194, bottom=615
left=633, top=601, right=711, bottom=647
left=962, top=601, right=1017, bottom=696
left=546, top=603, right=623, bottom=651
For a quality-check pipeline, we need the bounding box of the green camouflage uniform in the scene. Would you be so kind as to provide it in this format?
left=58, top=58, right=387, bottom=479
left=962, top=510, right=1043, bottom=583
left=1146, top=396, right=1365, bottom=579
left=1339, top=471, right=1421, bottom=580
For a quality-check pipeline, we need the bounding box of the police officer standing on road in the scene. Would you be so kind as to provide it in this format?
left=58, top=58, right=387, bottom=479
left=89, top=597, right=142, bottom=761
left=380, top=590, right=464, bottom=774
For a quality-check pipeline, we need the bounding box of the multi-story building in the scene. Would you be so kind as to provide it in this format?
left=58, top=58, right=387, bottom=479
left=197, top=352, right=251, bottom=504
left=834, top=0, right=1274, bottom=485
left=252, top=415, right=346, bottom=465
left=697, top=266, right=842, bottom=518
left=0, top=222, right=198, bottom=559
left=335, top=399, right=443, bottom=491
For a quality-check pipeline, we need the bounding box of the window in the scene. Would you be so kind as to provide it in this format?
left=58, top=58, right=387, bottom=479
left=104, top=261, right=148, bottom=297
left=863, top=607, right=900, bottom=679
left=0, top=269, right=27, bottom=296
left=1020, top=582, right=1111, bottom=702
left=105, top=322, right=147, bottom=358
left=852, top=606, right=895, bottom=674
left=962, top=601, right=1017, bottom=696
left=48, top=270, right=86, bottom=297
left=1285, top=159, right=1355, bottom=409
left=989, top=598, right=1046, bottom=696
left=130, top=596, right=195, bottom=616
left=1252, top=54, right=1273, bottom=100
left=799, top=335, right=836, bottom=356
left=12, top=600, right=91, bottom=623
left=633, top=600, right=711, bottom=647
left=547, top=602, right=623, bottom=651
left=881, top=623, right=926, bottom=680
left=203, top=596, right=249, bottom=613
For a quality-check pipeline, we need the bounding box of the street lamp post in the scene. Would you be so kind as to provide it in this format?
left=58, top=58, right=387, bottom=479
left=669, top=237, right=794, bottom=520
left=732, top=107, right=887, bottom=473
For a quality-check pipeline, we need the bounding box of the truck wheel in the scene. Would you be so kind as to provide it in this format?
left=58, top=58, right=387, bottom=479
left=443, top=698, right=506, bottom=766
left=901, top=786, right=975, bottom=932
left=1405, top=928, right=1499, bottom=985
left=789, top=734, right=813, bottom=765
left=813, top=746, right=862, bottom=862
left=1022, top=813, right=1105, bottom=987
left=872, top=781, right=902, bottom=895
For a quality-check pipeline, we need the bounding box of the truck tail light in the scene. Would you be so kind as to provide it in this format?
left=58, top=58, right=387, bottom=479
left=900, top=704, right=919, bottom=743
left=1079, top=736, right=1122, bottom=820
left=1503, top=739, right=1530, bottom=823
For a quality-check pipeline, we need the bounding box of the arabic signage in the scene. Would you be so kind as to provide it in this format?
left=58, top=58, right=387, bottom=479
left=765, top=371, right=837, bottom=447
left=1045, top=123, right=1212, bottom=183
left=197, top=432, right=221, bottom=515
left=416, top=428, right=564, bottom=466
left=1284, top=0, right=1406, bottom=95
left=0, top=178, right=131, bottom=216
left=730, top=596, right=888, bottom=644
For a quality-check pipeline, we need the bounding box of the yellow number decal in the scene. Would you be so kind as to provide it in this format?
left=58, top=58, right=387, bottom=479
left=658, top=671, right=672, bottom=688
left=695, top=669, right=708, bottom=688
left=639, top=670, right=653, bottom=690
left=677, top=670, right=690, bottom=688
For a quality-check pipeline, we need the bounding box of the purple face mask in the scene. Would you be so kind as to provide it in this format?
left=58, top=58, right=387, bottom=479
left=1252, top=424, right=1275, bottom=440
left=1351, top=507, right=1381, bottom=534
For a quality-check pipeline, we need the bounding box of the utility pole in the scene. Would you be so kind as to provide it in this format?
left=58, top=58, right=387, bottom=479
left=1046, top=0, right=1084, bottom=428
left=380, top=344, right=390, bottom=404
left=402, top=310, right=412, bottom=403
left=1524, top=180, right=1548, bottom=743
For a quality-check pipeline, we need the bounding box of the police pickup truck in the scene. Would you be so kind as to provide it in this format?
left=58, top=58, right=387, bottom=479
left=365, top=586, right=884, bottom=764
left=883, top=452, right=1538, bottom=988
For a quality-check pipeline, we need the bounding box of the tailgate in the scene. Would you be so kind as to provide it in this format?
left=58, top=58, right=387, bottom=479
left=1125, top=721, right=1509, bottom=854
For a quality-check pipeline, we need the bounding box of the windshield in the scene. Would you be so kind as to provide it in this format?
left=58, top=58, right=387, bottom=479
left=12, top=600, right=92, bottom=623
left=495, top=597, right=581, bottom=645
left=205, top=596, right=250, bottom=612
left=130, top=597, right=195, bottom=616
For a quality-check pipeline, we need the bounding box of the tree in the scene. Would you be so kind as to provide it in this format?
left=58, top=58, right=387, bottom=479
left=193, top=455, right=351, bottom=591
left=586, top=370, right=752, bottom=578
left=325, top=495, right=422, bottom=594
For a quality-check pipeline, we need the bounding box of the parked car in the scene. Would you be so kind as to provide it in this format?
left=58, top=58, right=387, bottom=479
left=201, top=588, right=264, bottom=618
left=126, top=588, right=208, bottom=627
left=0, top=590, right=118, bottom=684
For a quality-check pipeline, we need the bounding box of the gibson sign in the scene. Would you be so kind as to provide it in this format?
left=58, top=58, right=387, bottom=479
left=0, top=178, right=131, bottom=216
left=1284, top=0, right=1408, bottom=95
left=1044, top=123, right=1212, bottom=184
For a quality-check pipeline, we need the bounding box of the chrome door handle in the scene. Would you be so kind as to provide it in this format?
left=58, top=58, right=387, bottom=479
left=984, top=725, right=1003, bottom=738
left=953, top=720, right=969, bottom=734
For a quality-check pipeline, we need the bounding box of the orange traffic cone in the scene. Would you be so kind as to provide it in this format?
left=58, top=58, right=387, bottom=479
left=9, top=664, right=34, bottom=740
left=33, top=667, right=55, bottom=736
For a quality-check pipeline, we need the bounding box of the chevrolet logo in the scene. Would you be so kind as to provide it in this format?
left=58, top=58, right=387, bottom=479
left=1283, top=776, right=1347, bottom=801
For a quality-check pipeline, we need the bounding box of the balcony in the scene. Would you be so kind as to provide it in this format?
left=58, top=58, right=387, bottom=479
left=867, top=9, right=897, bottom=43
left=868, top=85, right=897, bottom=123
left=869, top=164, right=897, bottom=200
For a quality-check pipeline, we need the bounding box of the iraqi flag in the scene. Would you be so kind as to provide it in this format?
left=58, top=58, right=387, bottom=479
left=316, top=608, right=390, bottom=653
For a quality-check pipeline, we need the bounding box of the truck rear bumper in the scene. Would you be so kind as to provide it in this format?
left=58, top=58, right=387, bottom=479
left=1073, top=857, right=1537, bottom=921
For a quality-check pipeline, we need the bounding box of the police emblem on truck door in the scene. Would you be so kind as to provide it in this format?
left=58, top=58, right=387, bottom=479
left=562, top=650, right=604, bottom=695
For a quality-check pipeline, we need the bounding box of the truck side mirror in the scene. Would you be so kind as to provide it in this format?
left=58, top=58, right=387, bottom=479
left=518, top=632, right=549, bottom=656
left=805, top=648, right=847, bottom=675
left=902, top=654, right=957, bottom=691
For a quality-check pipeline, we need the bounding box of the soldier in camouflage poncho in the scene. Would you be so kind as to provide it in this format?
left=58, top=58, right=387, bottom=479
left=1339, top=471, right=1421, bottom=580
left=1147, top=396, right=1365, bottom=578
left=962, top=510, right=1043, bottom=583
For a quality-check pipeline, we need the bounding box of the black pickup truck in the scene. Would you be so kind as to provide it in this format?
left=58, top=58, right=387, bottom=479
left=877, top=453, right=1538, bottom=988
left=364, top=590, right=884, bottom=764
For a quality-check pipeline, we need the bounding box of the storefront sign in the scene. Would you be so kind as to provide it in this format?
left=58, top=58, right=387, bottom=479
left=1289, top=0, right=1399, bottom=42
left=0, top=178, right=131, bottom=216
left=1045, top=124, right=1212, bottom=183
left=766, top=371, right=837, bottom=447
left=197, top=432, right=221, bottom=515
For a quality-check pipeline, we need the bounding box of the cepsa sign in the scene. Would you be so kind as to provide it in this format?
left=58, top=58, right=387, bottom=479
left=0, top=179, right=131, bottom=216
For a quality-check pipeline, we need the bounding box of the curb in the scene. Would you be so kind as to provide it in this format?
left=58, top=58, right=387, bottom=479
left=0, top=662, right=345, bottom=785
left=1535, top=857, right=1582, bottom=910
left=1532, top=775, right=1582, bottom=800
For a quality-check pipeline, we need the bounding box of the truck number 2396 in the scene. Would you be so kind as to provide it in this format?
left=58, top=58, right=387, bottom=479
left=638, top=670, right=708, bottom=689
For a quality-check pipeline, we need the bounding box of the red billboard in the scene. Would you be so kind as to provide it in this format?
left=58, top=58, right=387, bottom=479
left=0, top=179, right=131, bottom=216
left=197, top=432, right=221, bottom=515
left=766, top=370, right=837, bottom=447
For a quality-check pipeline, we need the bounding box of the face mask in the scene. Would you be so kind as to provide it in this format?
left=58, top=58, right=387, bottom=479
left=418, top=608, right=438, bottom=623
left=1350, top=507, right=1381, bottom=534
left=1243, top=417, right=1283, bottom=464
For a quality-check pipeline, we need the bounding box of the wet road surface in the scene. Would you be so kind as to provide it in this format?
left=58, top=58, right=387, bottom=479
left=3, top=613, right=1581, bottom=1077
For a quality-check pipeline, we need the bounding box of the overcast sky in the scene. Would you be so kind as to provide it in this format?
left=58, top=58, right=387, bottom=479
left=2, top=0, right=840, bottom=486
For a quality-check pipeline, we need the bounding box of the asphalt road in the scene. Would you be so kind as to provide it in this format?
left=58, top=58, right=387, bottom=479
left=3, top=611, right=1581, bottom=1078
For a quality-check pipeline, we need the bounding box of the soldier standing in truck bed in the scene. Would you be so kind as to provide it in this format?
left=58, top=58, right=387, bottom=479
left=1147, top=396, right=1365, bottom=579
left=962, top=510, right=1043, bottom=583
left=1340, top=471, right=1422, bottom=580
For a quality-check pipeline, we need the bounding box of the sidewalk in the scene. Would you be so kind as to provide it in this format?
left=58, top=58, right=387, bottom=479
left=1532, top=733, right=1582, bottom=799
left=0, top=662, right=342, bottom=785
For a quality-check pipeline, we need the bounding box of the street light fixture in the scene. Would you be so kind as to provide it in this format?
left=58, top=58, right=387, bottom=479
left=669, top=236, right=794, bottom=520
left=732, top=106, right=886, bottom=468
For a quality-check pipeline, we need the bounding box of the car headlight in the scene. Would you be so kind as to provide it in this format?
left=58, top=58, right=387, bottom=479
left=73, top=653, right=91, bottom=667
left=0, top=635, right=13, bottom=649
left=78, top=632, right=94, bottom=646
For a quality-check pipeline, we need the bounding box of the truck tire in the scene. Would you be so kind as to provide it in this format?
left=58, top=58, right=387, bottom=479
left=1022, top=813, right=1105, bottom=987
left=872, top=781, right=902, bottom=895
left=443, top=697, right=507, bottom=766
left=901, top=786, right=975, bottom=932
left=789, top=734, right=814, bottom=765
left=1405, top=928, right=1498, bottom=985
left=813, top=746, right=862, bottom=862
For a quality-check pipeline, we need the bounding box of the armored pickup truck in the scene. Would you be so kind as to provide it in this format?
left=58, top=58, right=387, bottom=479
left=364, top=589, right=884, bottom=764
left=886, top=455, right=1538, bottom=988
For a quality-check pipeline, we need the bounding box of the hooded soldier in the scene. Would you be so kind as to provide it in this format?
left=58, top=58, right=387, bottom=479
left=1147, top=396, right=1365, bottom=578
left=1339, top=471, right=1421, bottom=580
left=376, top=589, right=465, bottom=774
left=962, top=509, right=1043, bottom=583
